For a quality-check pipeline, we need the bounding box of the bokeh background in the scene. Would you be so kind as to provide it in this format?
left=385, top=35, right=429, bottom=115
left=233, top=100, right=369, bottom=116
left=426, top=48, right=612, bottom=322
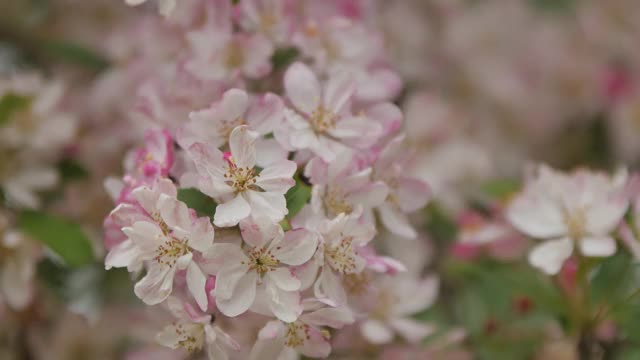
left=1, top=0, right=640, bottom=359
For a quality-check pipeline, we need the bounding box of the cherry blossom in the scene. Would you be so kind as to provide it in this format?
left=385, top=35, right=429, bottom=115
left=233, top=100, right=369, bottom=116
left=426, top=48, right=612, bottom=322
left=105, top=179, right=215, bottom=310
left=188, top=125, right=296, bottom=227
left=305, top=151, right=388, bottom=220
left=373, top=135, right=431, bottom=239
left=156, top=297, right=239, bottom=360
left=359, top=275, right=438, bottom=345
left=207, top=217, right=318, bottom=321
left=507, top=165, right=629, bottom=274
left=278, top=62, right=383, bottom=161
left=249, top=299, right=354, bottom=359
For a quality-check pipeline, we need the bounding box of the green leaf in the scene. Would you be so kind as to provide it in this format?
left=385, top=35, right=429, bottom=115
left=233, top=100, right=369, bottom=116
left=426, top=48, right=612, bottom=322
left=42, top=39, right=110, bottom=71
left=57, top=158, right=90, bottom=182
left=285, top=176, right=311, bottom=219
left=271, top=47, right=299, bottom=71
left=178, top=188, right=217, bottom=219
left=529, top=0, right=577, bottom=14
left=480, top=179, right=520, bottom=199
left=0, top=93, right=31, bottom=126
left=424, top=203, right=458, bottom=243
left=18, top=210, right=94, bottom=267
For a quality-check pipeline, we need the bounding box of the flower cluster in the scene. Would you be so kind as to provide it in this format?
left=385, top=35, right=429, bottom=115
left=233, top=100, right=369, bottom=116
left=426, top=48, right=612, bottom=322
left=0, top=72, right=77, bottom=310
left=103, top=1, right=433, bottom=358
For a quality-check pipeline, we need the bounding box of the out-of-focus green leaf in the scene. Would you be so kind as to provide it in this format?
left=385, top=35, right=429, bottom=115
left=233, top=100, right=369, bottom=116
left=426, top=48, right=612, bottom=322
left=272, top=47, right=299, bottom=71
left=480, top=179, right=520, bottom=199
left=58, top=158, right=90, bottom=182
left=424, top=203, right=458, bottom=243
left=0, top=93, right=31, bottom=126
left=591, top=252, right=639, bottom=305
left=285, top=175, right=311, bottom=219
left=42, top=39, right=111, bottom=71
left=529, top=0, right=577, bottom=14
left=178, top=188, right=217, bottom=219
left=19, top=210, right=94, bottom=267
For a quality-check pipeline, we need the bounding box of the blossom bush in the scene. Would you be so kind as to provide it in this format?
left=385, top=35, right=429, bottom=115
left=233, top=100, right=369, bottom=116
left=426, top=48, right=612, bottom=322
left=2, top=0, right=640, bottom=359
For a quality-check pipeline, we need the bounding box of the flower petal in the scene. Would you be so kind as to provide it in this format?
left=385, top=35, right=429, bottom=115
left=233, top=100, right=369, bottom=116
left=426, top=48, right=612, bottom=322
left=272, top=229, right=319, bottom=266
left=216, top=271, right=258, bottom=317
left=187, top=263, right=209, bottom=311
left=528, top=238, right=574, bottom=275
left=214, top=194, right=252, bottom=227
left=284, top=62, right=320, bottom=115
left=229, top=125, right=258, bottom=169
left=579, top=236, right=617, bottom=257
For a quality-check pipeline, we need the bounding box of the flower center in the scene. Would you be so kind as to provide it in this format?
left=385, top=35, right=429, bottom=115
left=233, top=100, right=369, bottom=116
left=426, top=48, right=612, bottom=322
left=219, top=117, right=246, bottom=140
left=323, top=187, right=353, bottom=217
left=285, top=322, right=310, bottom=348
left=154, top=237, right=190, bottom=267
left=224, top=160, right=258, bottom=193
left=564, top=207, right=587, bottom=241
left=309, top=106, right=336, bottom=134
left=245, top=246, right=280, bottom=275
left=224, top=42, right=245, bottom=70
left=325, top=236, right=358, bottom=274
left=173, top=323, right=205, bottom=353
left=343, top=272, right=370, bottom=295
left=371, top=290, right=397, bottom=320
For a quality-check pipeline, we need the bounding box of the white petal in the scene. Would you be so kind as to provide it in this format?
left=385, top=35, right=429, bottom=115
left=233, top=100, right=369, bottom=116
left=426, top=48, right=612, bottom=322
left=528, top=238, right=574, bottom=275
left=245, top=191, right=288, bottom=223
left=389, top=317, right=435, bottom=343
left=239, top=216, right=283, bottom=248
left=579, top=236, right=617, bottom=257
left=377, top=204, right=417, bottom=239
left=158, top=195, right=192, bottom=230
left=267, top=268, right=301, bottom=291
left=216, top=271, right=258, bottom=317
left=360, top=319, right=394, bottom=344
left=187, top=263, right=209, bottom=311
left=134, top=265, right=176, bottom=305
left=255, top=160, right=297, bottom=193
left=214, top=194, right=251, bottom=227
left=272, top=229, right=318, bottom=266
left=284, top=62, right=320, bottom=115
left=220, top=88, right=249, bottom=122
left=266, top=284, right=302, bottom=323
left=229, top=125, right=258, bottom=169
left=507, top=195, right=567, bottom=239
left=314, top=268, right=346, bottom=305
left=188, top=217, right=215, bottom=254
left=323, top=71, right=355, bottom=114
left=300, top=306, right=354, bottom=329
left=105, top=239, right=141, bottom=270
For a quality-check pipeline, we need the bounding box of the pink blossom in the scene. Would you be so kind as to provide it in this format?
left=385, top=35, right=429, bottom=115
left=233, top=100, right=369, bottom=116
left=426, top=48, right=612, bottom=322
left=205, top=217, right=318, bottom=321
left=507, top=165, right=629, bottom=275
left=278, top=62, right=383, bottom=161
left=188, top=125, right=296, bottom=227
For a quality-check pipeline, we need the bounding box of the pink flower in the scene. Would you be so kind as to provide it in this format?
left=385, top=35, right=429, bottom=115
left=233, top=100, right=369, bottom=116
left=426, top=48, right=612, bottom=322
left=105, top=180, right=216, bottom=311
left=188, top=125, right=296, bottom=227
left=279, top=62, right=383, bottom=161
left=249, top=299, right=354, bottom=359
left=206, top=217, right=318, bottom=321
left=156, top=297, right=239, bottom=359
left=305, top=151, right=388, bottom=220
left=125, top=0, right=176, bottom=17
left=186, top=15, right=274, bottom=81
left=179, top=88, right=287, bottom=167
left=373, top=136, right=431, bottom=239
left=133, top=128, right=174, bottom=183
left=507, top=165, right=629, bottom=275
left=360, top=275, right=438, bottom=345
left=308, top=213, right=376, bottom=305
